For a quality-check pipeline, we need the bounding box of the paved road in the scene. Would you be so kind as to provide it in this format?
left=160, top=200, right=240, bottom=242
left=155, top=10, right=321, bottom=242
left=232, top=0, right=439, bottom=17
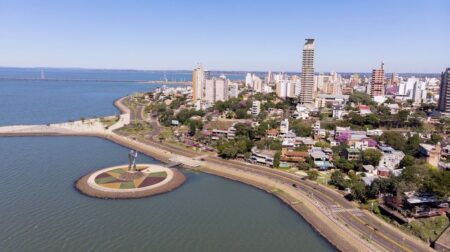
left=127, top=100, right=432, bottom=252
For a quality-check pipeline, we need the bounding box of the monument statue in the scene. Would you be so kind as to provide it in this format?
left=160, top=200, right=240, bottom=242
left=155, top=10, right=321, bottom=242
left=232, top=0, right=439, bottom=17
left=128, top=149, right=138, bottom=171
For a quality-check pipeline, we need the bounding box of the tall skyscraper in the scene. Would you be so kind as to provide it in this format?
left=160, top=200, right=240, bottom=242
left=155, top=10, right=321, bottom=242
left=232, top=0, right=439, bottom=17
left=438, top=68, right=450, bottom=113
left=192, top=64, right=206, bottom=101
left=299, top=39, right=315, bottom=104
left=370, top=63, right=385, bottom=97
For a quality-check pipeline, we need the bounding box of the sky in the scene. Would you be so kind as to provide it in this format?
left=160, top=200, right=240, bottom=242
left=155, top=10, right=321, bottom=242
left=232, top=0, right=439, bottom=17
left=0, top=0, right=449, bottom=73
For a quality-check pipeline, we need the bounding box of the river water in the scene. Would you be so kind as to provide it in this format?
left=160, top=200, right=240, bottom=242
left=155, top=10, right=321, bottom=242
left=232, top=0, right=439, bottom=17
left=0, top=69, right=334, bottom=251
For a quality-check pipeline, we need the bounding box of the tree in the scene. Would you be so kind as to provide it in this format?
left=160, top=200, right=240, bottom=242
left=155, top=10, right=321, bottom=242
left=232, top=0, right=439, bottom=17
left=290, top=120, right=312, bottom=137
left=296, top=162, right=311, bottom=170
left=330, top=170, right=348, bottom=190
left=235, top=108, right=250, bottom=119
left=273, top=151, right=281, bottom=168
left=380, top=132, right=406, bottom=151
left=430, top=133, right=443, bottom=145
left=235, top=137, right=253, bottom=154
left=349, top=112, right=365, bottom=126
left=395, top=110, right=409, bottom=128
left=314, top=141, right=331, bottom=148
left=399, top=155, right=415, bottom=168
left=424, top=170, right=450, bottom=199
left=349, top=91, right=374, bottom=106
left=217, top=140, right=238, bottom=158
left=367, top=178, right=391, bottom=199
left=405, top=134, right=420, bottom=156
left=306, top=170, right=319, bottom=180
left=362, top=149, right=383, bottom=166
left=334, top=158, right=356, bottom=172
left=365, top=113, right=380, bottom=128
left=295, top=144, right=309, bottom=151
left=234, top=123, right=254, bottom=140
left=408, top=114, right=423, bottom=129
left=350, top=180, right=367, bottom=203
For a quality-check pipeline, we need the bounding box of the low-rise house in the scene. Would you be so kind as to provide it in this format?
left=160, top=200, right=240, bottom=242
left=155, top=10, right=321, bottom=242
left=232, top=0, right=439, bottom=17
left=362, top=165, right=376, bottom=175
left=342, top=148, right=361, bottom=161
left=315, top=94, right=349, bottom=107
left=327, top=137, right=339, bottom=147
left=404, top=192, right=449, bottom=218
left=281, top=149, right=309, bottom=163
left=378, top=145, right=405, bottom=169
left=294, top=104, right=310, bottom=119
left=268, top=108, right=284, bottom=117
left=310, top=150, right=334, bottom=170
left=387, top=103, right=400, bottom=114
left=211, top=126, right=236, bottom=140
left=332, top=105, right=345, bottom=119
left=266, top=129, right=279, bottom=139
left=352, top=137, right=378, bottom=150
left=358, top=105, right=372, bottom=115
left=366, top=129, right=383, bottom=136
left=211, top=129, right=228, bottom=140
left=377, top=166, right=391, bottom=177
left=250, top=147, right=275, bottom=166
left=296, top=137, right=316, bottom=149
left=282, top=138, right=295, bottom=149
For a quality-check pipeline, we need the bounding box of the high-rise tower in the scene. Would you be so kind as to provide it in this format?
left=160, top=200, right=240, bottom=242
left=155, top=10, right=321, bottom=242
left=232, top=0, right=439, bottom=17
left=192, top=64, right=205, bottom=101
left=438, top=68, right=450, bottom=113
left=370, top=63, right=385, bottom=97
left=299, top=39, right=315, bottom=104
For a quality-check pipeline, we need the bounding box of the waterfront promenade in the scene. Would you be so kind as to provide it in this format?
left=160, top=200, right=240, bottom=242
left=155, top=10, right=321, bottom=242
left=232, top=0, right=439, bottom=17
left=0, top=96, right=435, bottom=252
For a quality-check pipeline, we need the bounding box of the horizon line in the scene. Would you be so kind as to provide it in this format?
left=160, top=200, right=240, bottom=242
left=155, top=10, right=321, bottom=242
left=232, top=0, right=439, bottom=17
left=0, top=65, right=442, bottom=75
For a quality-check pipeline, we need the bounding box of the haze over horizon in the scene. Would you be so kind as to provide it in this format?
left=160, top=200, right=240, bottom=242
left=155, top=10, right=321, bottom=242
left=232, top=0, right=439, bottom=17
left=1, top=0, right=449, bottom=73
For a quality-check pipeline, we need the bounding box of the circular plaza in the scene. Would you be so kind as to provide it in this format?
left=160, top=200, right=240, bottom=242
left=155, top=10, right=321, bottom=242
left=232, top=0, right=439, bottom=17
left=75, top=164, right=186, bottom=199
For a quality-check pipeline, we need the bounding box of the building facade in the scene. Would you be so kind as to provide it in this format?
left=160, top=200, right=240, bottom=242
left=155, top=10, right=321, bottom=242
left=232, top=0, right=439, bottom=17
left=438, top=68, right=450, bottom=113
left=204, top=76, right=229, bottom=103
left=192, top=64, right=209, bottom=101
left=299, top=39, right=315, bottom=104
left=370, top=63, right=385, bottom=97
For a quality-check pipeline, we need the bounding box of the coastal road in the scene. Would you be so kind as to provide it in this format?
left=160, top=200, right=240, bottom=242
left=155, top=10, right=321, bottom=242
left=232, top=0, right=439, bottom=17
left=127, top=99, right=432, bottom=252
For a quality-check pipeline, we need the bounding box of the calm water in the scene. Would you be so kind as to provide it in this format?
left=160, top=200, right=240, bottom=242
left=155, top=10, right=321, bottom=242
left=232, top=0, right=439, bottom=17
left=0, top=80, right=158, bottom=126
left=0, top=70, right=334, bottom=251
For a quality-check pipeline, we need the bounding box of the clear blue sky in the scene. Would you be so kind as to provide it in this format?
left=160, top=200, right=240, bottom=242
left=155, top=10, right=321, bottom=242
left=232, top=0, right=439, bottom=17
left=0, top=0, right=449, bottom=73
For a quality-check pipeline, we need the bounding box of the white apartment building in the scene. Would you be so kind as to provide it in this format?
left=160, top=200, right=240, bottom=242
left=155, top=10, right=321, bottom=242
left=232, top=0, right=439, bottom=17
left=204, top=76, right=229, bottom=103
left=228, top=82, right=239, bottom=98
left=251, top=101, right=261, bottom=117
left=280, top=118, right=289, bottom=135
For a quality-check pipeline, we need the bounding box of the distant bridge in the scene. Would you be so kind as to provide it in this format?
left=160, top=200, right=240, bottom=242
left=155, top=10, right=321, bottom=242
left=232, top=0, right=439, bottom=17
left=0, top=77, right=191, bottom=85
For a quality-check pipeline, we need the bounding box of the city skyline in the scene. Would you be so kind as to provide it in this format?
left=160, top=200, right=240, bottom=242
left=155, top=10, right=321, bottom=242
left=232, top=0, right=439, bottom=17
left=1, top=0, right=449, bottom=73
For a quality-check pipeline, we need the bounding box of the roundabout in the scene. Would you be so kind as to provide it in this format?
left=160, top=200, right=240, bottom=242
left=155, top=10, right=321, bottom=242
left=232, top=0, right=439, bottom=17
left=75, top=164, right=186, bottom=199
